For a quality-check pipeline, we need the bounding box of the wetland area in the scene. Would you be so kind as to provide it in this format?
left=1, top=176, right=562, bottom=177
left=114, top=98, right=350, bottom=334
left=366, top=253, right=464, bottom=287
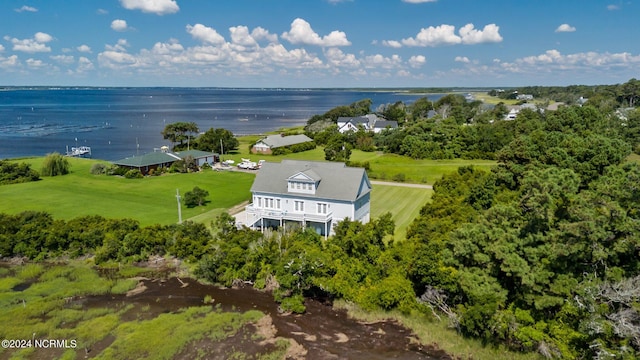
left=0, top=261, right=450, bottom=360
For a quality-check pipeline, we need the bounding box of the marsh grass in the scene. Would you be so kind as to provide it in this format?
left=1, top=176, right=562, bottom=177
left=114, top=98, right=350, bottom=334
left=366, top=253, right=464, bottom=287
left=1, top=263, right=272, bottom=359
left=16, top=263, right=45, bottom=280
left=94, top=307, right=264, bottom=360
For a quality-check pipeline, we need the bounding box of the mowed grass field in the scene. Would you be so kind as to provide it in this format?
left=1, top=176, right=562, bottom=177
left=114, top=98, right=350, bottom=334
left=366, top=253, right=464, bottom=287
left=370, top=184, right=432, bottom=241
left=231, top=135, right=497, bottom=185
left=3, top=156, right=436, bottom=239
left=0, top=157, right=254, bottom=226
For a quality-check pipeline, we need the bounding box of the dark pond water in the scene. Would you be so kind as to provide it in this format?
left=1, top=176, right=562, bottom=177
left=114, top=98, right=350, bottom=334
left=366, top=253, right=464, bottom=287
left=83, top=277, right=451, bottom=359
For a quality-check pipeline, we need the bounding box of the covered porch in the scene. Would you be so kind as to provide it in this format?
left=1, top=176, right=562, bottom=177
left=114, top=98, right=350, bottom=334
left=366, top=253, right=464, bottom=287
left=244, top=205, right=333, bottom=238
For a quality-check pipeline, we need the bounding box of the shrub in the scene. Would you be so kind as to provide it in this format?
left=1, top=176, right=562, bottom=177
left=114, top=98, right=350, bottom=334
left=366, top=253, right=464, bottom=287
left=0, top=160, right=40, bottom=184
left=90, top=163, right=108, bottom=175
left=41, top=152, right=70, bottom=177
left=392, top=173, right=406, bottom=182
left=124, top=169, right=143, bottom=179
left=184, top=186, right=209, bottom=207
left=279, top=294, right=306, bottom=314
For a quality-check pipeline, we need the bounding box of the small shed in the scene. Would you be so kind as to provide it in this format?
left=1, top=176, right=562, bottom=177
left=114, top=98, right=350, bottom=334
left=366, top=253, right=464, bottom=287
left=252, top=134, right=313, bottom=154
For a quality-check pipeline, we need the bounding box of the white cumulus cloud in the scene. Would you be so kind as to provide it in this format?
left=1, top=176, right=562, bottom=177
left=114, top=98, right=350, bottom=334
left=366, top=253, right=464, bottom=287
left=396, top=23, right=502, bottom=47
left=186, top=24, right=226, bottom=45
left=5, top=32, right=53, bottom=53
left=119, top=0, right=179, bottom=15
left=401, top=24, right=460, bottom=47
left=555, top=24, right=576, bottom=33
left=50, top=55, right=75, bottom=64
left=111, top=19, right=129, bottom=32
left=282, top=18, right=351, bottom=47
left=15, top=5, right=38, bottom=12
left=77, top=44, right=92, bottom=53
left=459, top=24, right=502, bottom=44
left=77, top=56, right=95, bottom=72
left=34, top=32, right=53, bottom=43
left=455, top=56, right=470, bottom=63
left=382, top=40, right=402, bottom=48
left=408, top=55, right=427, bottom=68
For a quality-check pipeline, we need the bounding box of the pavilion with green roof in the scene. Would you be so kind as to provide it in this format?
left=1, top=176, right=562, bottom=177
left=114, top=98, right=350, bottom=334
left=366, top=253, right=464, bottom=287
left=112, top=150, right=218, bottom=175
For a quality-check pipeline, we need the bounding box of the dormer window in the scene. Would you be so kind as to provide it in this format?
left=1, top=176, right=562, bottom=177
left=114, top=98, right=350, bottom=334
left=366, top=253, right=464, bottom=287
left=287, top=169, right=320, bottom=195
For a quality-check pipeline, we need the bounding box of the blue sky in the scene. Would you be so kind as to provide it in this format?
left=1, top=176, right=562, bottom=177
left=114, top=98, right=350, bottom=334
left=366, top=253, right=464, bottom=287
left=1, top=0, right=638, bottom=87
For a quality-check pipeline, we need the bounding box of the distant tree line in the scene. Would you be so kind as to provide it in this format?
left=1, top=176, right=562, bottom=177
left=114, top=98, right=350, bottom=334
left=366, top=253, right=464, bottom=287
left=304, top=79, right=640, bottom=163
left=489, top=78, right=640, bottom=108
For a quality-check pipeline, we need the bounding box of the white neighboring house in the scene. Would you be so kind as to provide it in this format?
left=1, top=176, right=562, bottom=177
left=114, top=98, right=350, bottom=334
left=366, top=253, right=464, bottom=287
left=337, top=114, right=398, bottom=134
left=244, top=160, right=371, bottom=238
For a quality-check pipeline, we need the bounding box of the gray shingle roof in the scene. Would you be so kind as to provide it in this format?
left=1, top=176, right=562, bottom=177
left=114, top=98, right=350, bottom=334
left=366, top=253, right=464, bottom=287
left=174, top=150, right=218, bottom=159
left=257, top=134, right=313, bottom=149
left=112, top=152, right=180, bottom=167
left=251, top=160, right=371, bottom=201
left=374, top=120, right=398, bottom=129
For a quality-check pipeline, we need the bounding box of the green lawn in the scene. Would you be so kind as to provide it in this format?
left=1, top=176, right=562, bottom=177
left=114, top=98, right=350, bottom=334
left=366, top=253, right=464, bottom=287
left=352, top=151, right=496, bottom=184
left=0, top=157, right=254, bottom=226
left=2, top=155, right=476, bottom=239
left=231, top=135, right=497, bottom=185
left=370, top=184, right=432, bottom=241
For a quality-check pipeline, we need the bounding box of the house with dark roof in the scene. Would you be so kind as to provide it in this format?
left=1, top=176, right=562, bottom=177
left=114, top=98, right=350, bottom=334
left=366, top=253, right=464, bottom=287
left=112, top=149, right=218, bottom=175
left=252, top=134, right=314, bottom=154
left=336, top=114, right=398, bottom=134
left=243, top=160, right=371, bottom=237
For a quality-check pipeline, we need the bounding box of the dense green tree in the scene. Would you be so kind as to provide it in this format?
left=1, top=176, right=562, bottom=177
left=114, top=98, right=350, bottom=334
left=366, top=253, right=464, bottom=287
left=41, top=152, right=69, bottom=177
left=380, top=101, right=407, bottom=124
left=406, top=96, right=434, bottom=121
left=324, top=135, right=352, bottom=161
left=184, top=186, right=209, bottom=207
left=161, top=122, right=199, bottom=150
left=196, top=127, right=239, bottom=154
left=0, top=160, right=40, bottom=184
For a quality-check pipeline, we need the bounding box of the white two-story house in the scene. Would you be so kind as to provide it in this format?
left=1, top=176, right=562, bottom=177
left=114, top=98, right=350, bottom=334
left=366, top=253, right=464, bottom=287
left=244, top=160, right=371, bottom=237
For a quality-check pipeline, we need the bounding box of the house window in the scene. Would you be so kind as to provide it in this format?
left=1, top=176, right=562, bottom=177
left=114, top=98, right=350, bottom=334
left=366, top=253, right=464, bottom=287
left=257, top=197, right=262, bottom=207
left=276, top=199, right=281, bottom=209
left=317, top=203, right=327, bottom=214
left=296, top=182, right=301, bottom=189
left=294, top=201, right=304, bottom=212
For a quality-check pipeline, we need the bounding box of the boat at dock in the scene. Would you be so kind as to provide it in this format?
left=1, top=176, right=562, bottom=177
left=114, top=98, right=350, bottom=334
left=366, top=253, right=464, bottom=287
left=66, top=146, right=92, bottom=158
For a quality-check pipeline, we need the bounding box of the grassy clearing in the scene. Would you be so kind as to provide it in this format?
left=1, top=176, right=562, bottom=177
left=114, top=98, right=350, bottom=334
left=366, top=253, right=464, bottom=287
left=1, top=157, right=254, bottom=226
left=233, top=135, right=497, bottom=185
left=370, top=184, right=432, bottom=241
left=354, top=151, right=496, bottom=184
left=335, top=300, right=543, bottom=360
left=470, top=92, right=519, bottom=105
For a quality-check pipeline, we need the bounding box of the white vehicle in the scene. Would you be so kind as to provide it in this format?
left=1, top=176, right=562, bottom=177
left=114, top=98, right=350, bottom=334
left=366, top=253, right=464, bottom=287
left=238, top=158, right=258, bottom=169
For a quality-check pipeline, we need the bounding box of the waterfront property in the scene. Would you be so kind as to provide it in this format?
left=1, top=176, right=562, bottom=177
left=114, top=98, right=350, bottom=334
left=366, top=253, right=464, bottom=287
left=337, top=114, right=398, bottom=134
left=244, top=160, right=371, bottom=237
left=112, top=149, right=219, bottom=175
left=251, top=134, right=314, bottom=154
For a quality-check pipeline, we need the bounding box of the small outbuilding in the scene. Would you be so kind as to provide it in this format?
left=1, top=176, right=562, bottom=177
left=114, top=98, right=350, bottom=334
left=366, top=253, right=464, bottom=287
left=252, top=134, right=314, bottom=154
left=112, top=149, right=219, bottom=175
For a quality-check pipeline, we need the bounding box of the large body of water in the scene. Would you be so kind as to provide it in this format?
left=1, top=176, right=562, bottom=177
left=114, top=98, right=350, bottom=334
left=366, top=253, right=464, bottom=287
left=0, top=88, right=437, bottom=161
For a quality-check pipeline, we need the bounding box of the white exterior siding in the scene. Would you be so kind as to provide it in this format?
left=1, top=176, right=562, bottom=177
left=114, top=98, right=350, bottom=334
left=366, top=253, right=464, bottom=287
left=247, top=192, right=363, bottom=235
left=246, top=160, right=371, bottom=236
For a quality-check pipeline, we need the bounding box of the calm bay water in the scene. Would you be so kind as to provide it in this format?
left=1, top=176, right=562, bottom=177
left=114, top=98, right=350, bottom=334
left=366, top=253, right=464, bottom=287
left=0, top=88, right=434, bottom=161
